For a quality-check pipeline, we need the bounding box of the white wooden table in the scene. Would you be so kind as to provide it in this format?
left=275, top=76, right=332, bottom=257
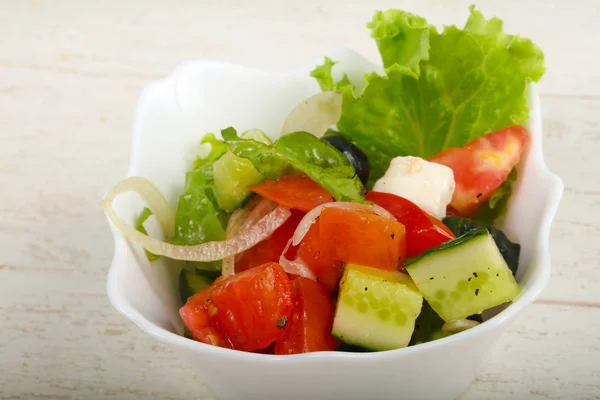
left=1, top=0, right=598, bottom=398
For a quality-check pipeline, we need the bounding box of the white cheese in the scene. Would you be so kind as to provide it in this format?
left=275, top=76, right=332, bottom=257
left=373, top=156, right=455, bottom=219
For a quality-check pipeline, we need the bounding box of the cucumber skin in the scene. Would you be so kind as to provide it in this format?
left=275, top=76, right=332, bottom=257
left=443, top=217, right=520, bottom=276
left=404, top=228, right=490, bottom=266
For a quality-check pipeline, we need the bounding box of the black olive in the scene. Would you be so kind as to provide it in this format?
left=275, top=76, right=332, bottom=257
left=321, top=134, right=370, bottom=185
left=466, top=314, right=483, bottom=323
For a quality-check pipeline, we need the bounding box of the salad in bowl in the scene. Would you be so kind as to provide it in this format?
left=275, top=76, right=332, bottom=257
left=105, top=6, right=547, bottom=357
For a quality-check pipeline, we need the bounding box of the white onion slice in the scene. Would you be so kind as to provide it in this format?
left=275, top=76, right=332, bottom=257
left=226, top=208, right=250, bottom=237
left=222, top=198, right=278, bottom=277
left=278, top=238, right=317, bottom=279
left=221, top=208, right=249, bottom=277
left=441, top=319, right=481, bottom=333
left=102, top=177, right=291, bottom=262
left=281, top=91, right=343, bottom=137
left=103, top=176, right=176, bottom=238
left=291, top=202, right=396, bottom=246
left=240, top=198, right=277, bottom=233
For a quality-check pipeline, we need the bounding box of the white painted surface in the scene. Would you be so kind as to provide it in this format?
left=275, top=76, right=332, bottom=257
left=0, top=0, right=598, bottom=399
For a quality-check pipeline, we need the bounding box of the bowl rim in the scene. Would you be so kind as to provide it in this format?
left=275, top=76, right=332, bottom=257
left=106, top=47, right=564, bottom=362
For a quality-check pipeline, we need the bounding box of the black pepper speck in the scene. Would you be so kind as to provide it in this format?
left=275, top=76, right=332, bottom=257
left=276, top=317, right=288, bottom=329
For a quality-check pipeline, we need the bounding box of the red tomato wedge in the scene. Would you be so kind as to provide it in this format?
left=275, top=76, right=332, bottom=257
left=275, top=278, right=339, bottom=354
left=366, top=192, right=455, bottom=258
left=429, top=125, right=530, bottom=217
left=296, top=219, right=344, bottom=292
left=179, top=263, right=293, bottom=351
left=247, top=175, right=334, bottom=212
left=319, top=207, right=406, bottom=270
left=235, top=210, right=304, bottom=272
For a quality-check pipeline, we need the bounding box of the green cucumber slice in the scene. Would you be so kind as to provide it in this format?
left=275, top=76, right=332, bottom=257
left=332, top=265, right=423, bottom=351
left=405, top=229, right=520, bottom=322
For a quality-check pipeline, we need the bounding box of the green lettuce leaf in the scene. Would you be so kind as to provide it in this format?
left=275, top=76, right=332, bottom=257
left=310, top=57, right=339, bottom=92
left=225, top=130, right=366, bottom=202
left=172, top=166, right=227, bottom=245
left=171, top=166, right=226, bottom=271
left=170, top=133, right=232, bottom=271
left=474, top=168, right=518, bottom=224
left=311, top=7, right=544, bottom=188
left=193, top=133, right=229, bottom=170
left=134, top=207, right=160, bottom=261
left=309, top=57, right=354, bottom=93
left=367, top=9, right=433, bottom=72
left=275, top=132, right=366, bottom=202
left=222, top=127, right=287, bottom=179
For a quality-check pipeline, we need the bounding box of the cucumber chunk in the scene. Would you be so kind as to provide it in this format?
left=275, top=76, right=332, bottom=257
left=213, top=151, right=264, bottom=211
left=405, top=229, right=520, bottom=322
left=332, top=265, right=423, bottom=351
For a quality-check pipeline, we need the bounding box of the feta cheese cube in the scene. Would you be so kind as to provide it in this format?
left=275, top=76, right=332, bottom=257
left=373, top=156, right=455, bottom=219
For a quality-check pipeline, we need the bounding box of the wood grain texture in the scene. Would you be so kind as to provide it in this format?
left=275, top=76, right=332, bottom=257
left=0, top=0, right=598, bottom=399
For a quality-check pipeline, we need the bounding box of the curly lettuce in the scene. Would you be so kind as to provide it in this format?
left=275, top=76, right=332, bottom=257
left=311, top=6, right=545, bottom=197
left=367, top=9, right=432, bottom=72
left=193, top=133, right=229, bottom=170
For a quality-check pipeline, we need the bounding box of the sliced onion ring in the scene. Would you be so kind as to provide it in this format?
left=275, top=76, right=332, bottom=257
left=441, top=319, right=481, bottom=333
left=221, top=208, right=249, bottom=277
left=103, top=176, right=176, bottom=238
left=102, top=177, right=291, bottom=262
left=222, top=198, right=278, bottom=277
left=278, top=238, right=317, bottom=280
left=240, top=198, right=277, bottom=233
left=291, top=202, right=396, bottom=246
left=281, top=91, right=343, bottom=137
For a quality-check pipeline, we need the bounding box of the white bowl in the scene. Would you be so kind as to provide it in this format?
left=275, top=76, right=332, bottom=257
left=106, top=48, right=563, bottom=400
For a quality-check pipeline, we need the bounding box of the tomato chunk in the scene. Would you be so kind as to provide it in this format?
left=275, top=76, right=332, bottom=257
left=429, top=125, right=529, bottom=217
left=248, top=175, right=334, bottom=212
left=319, top=207, right=406, bottom=270
left=366, top=192, right=455, bottom=258
left=179, top=263, right=293, bottom=351
left=235, top=210, right=304, bottom=272
left=296, top=219, right=344, bottom=292
left=275, top=278, right=339, bottom=354
left=179, top=301, right=232, bottom=348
